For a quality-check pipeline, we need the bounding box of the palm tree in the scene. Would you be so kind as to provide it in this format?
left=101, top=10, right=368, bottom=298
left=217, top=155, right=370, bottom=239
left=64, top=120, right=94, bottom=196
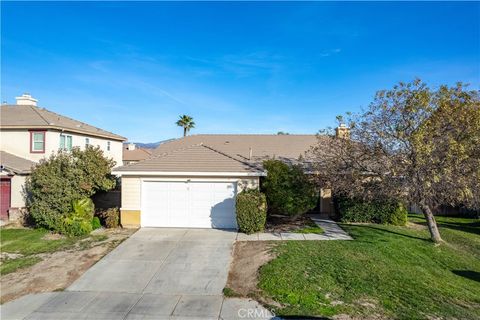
left=176, top=115, right=195, bottom=137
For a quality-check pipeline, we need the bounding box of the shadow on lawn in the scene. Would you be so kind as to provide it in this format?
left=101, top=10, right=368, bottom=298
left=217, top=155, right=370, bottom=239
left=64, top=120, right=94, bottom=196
left=409, top=214, right=480, bottom=236
left=346, top=224, right=430, bottom=242
left=436, top=221, right=480, bottom=236
left=452, top=270, right=480, bottom=283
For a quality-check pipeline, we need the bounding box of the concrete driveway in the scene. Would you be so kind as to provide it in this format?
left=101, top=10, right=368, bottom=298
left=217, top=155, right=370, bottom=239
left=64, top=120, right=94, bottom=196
left=2, top=228, right=273, bottom=319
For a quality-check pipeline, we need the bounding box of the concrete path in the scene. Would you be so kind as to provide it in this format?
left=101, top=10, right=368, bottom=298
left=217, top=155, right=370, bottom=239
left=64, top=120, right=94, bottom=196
left=236, top=215, right=352, bottom=241
left=1, top=228, right=274, bottom=320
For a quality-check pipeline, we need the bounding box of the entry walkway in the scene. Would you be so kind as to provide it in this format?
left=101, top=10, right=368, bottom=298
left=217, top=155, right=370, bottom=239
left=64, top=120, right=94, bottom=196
left=236, top=215, right=352, bottom=241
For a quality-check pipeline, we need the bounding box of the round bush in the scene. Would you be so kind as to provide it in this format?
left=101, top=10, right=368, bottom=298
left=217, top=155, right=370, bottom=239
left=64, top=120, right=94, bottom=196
left=236, top=189, right=267, bottom=234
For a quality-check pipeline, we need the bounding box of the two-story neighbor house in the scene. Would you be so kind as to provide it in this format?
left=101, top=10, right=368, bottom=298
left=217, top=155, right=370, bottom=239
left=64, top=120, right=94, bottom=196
left=0, top=93, right=126, bottom=221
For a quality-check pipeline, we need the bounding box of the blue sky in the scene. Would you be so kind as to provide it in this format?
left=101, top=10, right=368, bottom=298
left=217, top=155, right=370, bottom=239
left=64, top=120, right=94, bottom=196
left=2, top=2, right=479, bottom=142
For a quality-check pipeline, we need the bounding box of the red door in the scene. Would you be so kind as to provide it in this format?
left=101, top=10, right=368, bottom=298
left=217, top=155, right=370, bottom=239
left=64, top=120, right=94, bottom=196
left=0, top=177, right=11, bottom=220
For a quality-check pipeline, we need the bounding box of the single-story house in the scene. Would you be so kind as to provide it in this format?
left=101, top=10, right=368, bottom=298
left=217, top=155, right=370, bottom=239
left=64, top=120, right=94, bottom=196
left=113, top=134, right=337, bottom=229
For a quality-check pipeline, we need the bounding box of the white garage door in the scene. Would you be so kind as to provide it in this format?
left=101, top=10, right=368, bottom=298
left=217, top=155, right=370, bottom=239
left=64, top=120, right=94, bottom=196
left=141, top=181, right=237, bottom=229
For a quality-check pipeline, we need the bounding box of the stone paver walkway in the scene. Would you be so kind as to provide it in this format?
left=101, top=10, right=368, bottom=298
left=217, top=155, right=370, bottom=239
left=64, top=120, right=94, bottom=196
left=236, top=215, right=352, bottom=241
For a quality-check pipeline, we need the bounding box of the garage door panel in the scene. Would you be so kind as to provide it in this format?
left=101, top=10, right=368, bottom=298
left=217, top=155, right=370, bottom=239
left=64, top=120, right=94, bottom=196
left=141, top=181, right=237, bottom=229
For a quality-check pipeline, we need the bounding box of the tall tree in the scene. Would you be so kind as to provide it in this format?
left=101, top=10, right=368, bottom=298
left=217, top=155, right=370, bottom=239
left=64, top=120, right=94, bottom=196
left=310, top=80, right=480, bottom=243
left=176, top=115, right=195, bottom=137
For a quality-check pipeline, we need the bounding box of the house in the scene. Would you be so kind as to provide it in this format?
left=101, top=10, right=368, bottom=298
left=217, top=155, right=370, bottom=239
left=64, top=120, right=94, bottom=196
left=122, top=143, right=152, bottom=165
left=0, top=93, right=126, bottom=221
left=113, top=134, right=334, bottom=229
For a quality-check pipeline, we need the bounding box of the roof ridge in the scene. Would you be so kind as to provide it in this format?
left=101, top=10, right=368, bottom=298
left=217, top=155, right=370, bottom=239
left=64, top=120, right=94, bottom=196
left=29, top=105, right=50, bottom=125
left=201, top=144, right=263, bottom=172
left=39, top=107, right=121, bottom=137
left=119, top=143, right=205, bottom=169
left=187, top=133, right=317, bottom=136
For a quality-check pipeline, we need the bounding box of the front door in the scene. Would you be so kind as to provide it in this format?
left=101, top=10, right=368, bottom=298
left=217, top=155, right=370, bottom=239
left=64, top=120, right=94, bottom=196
left=0, top=177, right=11, bottom=220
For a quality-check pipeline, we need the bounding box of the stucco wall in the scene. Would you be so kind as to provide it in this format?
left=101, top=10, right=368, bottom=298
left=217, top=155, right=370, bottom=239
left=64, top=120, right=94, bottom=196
left=10, top=175, right=27, bottom=208
left=0, top=129, right=123, bottom=167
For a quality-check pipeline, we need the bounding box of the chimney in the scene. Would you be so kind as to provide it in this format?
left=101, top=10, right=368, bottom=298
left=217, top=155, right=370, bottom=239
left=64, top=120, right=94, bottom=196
left=127, top=143, right=136, bottom=150
left=248, top=147, right=253, bottom=160
left=335, top=124, right=350, bottom=139
left=15, top=93, right=38, bottom=106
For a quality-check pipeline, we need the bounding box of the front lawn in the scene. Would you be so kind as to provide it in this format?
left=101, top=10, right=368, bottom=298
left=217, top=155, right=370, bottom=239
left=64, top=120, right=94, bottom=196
left=1, top=228, right=78, bottom=255
left=1, top=228, right=117, bottom=275
left=1, top=227, right=134, bottom=303
left=0, top=228, right=81, bottom=275
left=258, top=214, right=480, bottom=319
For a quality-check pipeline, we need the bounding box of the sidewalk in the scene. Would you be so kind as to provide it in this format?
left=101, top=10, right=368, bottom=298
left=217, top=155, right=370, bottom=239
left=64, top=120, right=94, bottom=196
left=236, top=215, right=352, bottom=241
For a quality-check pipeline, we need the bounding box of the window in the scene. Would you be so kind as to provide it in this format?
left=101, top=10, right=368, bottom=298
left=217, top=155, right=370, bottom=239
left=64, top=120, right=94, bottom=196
left=30, top=131, right=45, bottom=153
left=107, top=141, right=111, bottom=151
left=85, top=138, right=90, bottom=148
left=60, top=134, right=73, bottom=151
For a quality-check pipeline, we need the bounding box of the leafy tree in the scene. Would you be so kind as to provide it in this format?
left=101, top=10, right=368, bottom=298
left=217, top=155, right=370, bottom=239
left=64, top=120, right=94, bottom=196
left=311, top=80, right=480, bottom=243
left=176, top=114, right=195, bottom=137
left=262, top=159, right=317, bottom=218
left=25, top=145, right=116, bottom=233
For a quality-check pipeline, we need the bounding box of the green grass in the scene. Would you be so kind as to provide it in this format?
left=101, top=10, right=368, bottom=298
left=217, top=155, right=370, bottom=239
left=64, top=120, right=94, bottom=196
left=294, top=226, right=324, bottom=234
left=1, top=228, right=78, bottom=255
left=293, top=218, right=325, bottom=234
left=1, top=256, right=42, bottom=275
left=258, top=214, right=480, bottom=319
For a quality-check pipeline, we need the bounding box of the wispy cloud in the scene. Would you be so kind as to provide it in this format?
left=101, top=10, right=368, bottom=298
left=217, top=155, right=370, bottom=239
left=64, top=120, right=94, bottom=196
left=186, top=51, right=284, bottom=78
left=319, top=48, right=342, bottom=57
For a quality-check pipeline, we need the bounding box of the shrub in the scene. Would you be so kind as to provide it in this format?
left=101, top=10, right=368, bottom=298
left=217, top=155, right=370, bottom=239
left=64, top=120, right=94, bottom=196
left=92, top=217, right=101, bottom=230
left=262, top=160, right=317, bottom=217
left=25, top=146, right=116, bottom=233
left=97, top=207, right=120, bottom=228
left=236, top=189, right=267, bottom=234
left=62, top=198, right=95, bottom=236
left=338, top=197, right=408, bottom=226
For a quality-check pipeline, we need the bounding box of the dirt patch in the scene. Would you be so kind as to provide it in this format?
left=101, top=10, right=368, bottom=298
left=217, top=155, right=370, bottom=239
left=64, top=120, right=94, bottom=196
left=265, top=215, right=317, bottom=233
left=0, top=228, right=135, bottom=304
left=406, top=221, right=427, bottom=231
left=226, top=241, right=276, bottom=298
left=41, top=233, right=66, bottom=241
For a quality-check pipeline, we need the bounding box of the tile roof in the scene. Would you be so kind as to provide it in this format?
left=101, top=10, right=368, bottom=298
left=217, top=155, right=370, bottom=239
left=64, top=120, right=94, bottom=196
left=0, top=105, right=126, bottom=141
left=122, top=146, right=152, bottom=161
left=114, top=134, right=325, bottom=174
left=0, top=151, right=36, bottom=174
left=114, top=143, right=264, bottom=174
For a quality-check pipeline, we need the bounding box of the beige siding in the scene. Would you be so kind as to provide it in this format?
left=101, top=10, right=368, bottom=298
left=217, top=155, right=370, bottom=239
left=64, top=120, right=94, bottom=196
left=238, top=177, right=259, bottom=192
left=121, top=177, right=142, bottom=210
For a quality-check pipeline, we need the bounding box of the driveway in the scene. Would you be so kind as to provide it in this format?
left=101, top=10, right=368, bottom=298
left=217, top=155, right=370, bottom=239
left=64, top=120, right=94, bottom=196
left=1, top=228, right=273, bottom=319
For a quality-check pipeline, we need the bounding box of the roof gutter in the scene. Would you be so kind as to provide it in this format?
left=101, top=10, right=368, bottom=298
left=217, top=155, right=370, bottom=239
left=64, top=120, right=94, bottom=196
left=112, top=170, right=267, bottom=177
left=0, top=125, right=127, bottom=141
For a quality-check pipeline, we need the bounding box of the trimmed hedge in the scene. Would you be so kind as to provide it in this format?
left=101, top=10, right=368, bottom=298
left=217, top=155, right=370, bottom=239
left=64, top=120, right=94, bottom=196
left=338, top=197, right=408, bottom=226
left=236, top=189, right=267, bottom=234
